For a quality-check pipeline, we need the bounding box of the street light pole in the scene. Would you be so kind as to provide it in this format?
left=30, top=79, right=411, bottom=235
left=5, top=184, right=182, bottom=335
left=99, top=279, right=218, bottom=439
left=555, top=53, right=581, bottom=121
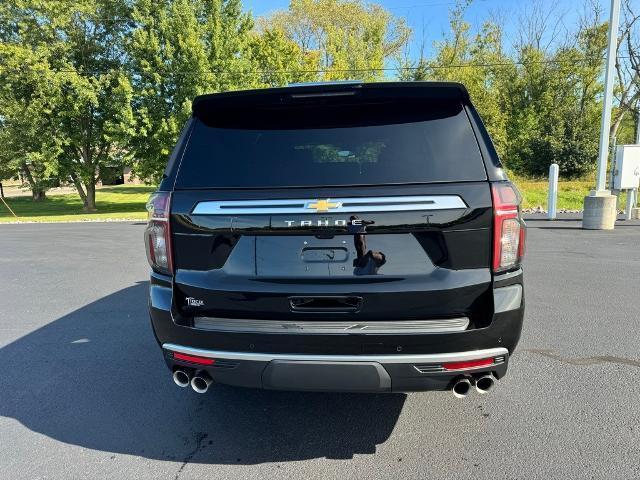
left=595, top=0, right=622, bottom=191
left=583, top=0, right=621, bottom=229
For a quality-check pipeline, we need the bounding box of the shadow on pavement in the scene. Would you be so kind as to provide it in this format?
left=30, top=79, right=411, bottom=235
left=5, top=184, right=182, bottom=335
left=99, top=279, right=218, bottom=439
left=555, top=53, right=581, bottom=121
left=0, top=282, right=405, bottom=464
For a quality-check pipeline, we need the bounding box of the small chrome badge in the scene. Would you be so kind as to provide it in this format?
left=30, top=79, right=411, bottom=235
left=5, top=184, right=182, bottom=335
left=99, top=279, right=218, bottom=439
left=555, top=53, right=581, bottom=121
left=185, top=297, right=204, bottom=307
left=306, top=199, right=341, bottom=213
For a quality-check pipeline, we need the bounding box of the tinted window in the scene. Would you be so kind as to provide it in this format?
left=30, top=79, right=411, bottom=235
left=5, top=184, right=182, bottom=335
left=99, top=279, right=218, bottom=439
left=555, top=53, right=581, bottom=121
left=175, top=101, right=486, bottom=188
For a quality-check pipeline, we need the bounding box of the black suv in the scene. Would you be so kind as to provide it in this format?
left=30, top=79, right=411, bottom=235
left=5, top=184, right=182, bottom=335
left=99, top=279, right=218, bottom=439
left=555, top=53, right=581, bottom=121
left=145, top=81, right=525, bottom=398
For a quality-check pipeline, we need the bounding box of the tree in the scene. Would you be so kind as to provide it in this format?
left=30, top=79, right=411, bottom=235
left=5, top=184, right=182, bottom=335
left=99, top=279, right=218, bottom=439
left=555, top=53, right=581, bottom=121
left=127, top=0, right=262, bottom=183
left=400, top=3, right=511, bottom=161
left=0, top=0, right=135, bottom=210
left=502, top=1, right=609, bottom=178
left=0, top=44, right=62, bottom=200
left=501, top=11, right=607, bottom=178
left=265, top=0, right=410, bottom=81
left=0, top=2, right=68, bottom=200
left=405, top=1, right=608, bottom=178
left=249, top=27, right=318, bottom=87
left=426, top=4, right=510, bottom=160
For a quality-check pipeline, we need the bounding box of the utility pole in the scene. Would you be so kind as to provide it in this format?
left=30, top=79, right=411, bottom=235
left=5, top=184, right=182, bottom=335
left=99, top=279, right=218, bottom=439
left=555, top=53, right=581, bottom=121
left=582, top=0, right=621, bottom=230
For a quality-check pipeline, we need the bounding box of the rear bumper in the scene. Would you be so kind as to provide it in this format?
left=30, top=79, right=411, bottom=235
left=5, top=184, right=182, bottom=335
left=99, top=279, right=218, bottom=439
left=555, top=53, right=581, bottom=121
left=162, top=344, right=509, bottom=392
left=149, top=268, right=523, bottom=392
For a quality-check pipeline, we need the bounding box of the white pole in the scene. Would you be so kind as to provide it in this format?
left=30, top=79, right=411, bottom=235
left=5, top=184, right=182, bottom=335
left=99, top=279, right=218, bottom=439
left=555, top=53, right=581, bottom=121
left=629, top=114, right=640, bottom=219
left=595, top=0, right=622, bottom=192
left=548, top=163, right=559, bottom=220
left=625, top=189, right=636, bottom=219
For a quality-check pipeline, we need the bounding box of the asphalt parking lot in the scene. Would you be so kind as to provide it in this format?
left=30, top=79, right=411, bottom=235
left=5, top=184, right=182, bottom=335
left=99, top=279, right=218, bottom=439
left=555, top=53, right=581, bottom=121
left=1, top=217, right=639, bottom=479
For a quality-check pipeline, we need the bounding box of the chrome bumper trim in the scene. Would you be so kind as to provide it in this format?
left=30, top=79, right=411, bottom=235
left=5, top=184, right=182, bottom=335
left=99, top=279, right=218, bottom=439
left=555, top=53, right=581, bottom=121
left=191, top=195, right=467, bottom=215
left=163, top=344, right=509, bottom=364
left=192, top=317, right=470, bottom=334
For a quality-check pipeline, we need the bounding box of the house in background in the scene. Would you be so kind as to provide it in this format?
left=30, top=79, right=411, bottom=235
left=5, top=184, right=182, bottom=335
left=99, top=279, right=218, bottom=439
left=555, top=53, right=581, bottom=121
left=100, top=166, right=143, bottom=185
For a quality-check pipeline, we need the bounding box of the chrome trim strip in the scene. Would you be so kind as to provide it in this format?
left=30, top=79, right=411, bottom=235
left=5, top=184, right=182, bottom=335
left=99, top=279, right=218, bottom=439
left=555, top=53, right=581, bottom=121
left=191, top=195, right=467, bottom=215
left=192, top=317, right=469, bottom=335
left=162, top=344, right=509, bottom=364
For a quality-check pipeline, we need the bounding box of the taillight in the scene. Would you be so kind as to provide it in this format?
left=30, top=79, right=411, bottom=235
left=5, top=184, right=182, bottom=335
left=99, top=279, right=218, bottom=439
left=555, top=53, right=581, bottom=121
left=492, top=183, right=525, bottom=272
left=144, top=191, right=173, bottom=274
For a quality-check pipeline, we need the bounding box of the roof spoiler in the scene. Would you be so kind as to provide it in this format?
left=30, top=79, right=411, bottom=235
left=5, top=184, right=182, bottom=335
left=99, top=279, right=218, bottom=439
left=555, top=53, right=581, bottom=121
left=192, top=81, right=471, bottom=117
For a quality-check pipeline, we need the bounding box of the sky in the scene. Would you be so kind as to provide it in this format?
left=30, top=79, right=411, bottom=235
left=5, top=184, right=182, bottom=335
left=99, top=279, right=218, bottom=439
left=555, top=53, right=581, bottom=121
left=243, top=0, right=615, bottom=60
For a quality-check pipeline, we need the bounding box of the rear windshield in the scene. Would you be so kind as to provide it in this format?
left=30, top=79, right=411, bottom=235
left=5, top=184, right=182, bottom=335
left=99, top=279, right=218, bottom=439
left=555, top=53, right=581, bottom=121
left=175, top=100, right=486, bottom=189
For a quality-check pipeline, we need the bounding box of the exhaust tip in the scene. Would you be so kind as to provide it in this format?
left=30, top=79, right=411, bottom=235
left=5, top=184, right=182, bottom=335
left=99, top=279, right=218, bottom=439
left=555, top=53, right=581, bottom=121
left=173, top=369, right=191, bottom=388
left=452, top=377, right=472, bottom=398
left=190, top=372, right=213, bottom=394
left=475, top=374, right=497, bottom=394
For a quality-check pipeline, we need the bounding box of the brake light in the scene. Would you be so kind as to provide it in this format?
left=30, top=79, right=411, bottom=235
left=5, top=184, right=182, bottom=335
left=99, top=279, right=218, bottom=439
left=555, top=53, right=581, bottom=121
left=144, top=191, right=173, bottom=274
left=492, top=183, right=525, bottom=272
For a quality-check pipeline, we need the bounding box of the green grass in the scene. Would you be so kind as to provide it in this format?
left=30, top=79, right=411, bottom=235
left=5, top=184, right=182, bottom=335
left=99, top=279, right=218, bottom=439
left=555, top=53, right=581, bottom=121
left=514, top=179, right=591, bottom=210
left=0, top=180, right=631, bottom=222
left=0, top=185, right=155, bottom=223
left=513, top=179, right=628, bottom=211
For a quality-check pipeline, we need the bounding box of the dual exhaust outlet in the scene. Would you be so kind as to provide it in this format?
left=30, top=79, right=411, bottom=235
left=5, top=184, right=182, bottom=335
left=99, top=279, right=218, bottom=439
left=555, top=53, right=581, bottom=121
left=452, top=373, right=497, bottom=398
left=173, top=368, right=495, bottom=397
left=173, top=368, right=213, bottom=394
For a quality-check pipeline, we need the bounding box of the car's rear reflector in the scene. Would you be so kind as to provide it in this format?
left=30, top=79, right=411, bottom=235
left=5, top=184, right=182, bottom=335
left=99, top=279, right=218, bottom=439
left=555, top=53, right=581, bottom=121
left=173, top=352, right=216, bottom=365
left=442, top=357, right=494, bottom=371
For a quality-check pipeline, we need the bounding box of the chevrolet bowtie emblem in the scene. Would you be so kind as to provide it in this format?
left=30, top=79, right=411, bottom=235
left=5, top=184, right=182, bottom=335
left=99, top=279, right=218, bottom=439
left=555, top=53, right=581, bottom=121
left=307, top=199, right=340, bottom=213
